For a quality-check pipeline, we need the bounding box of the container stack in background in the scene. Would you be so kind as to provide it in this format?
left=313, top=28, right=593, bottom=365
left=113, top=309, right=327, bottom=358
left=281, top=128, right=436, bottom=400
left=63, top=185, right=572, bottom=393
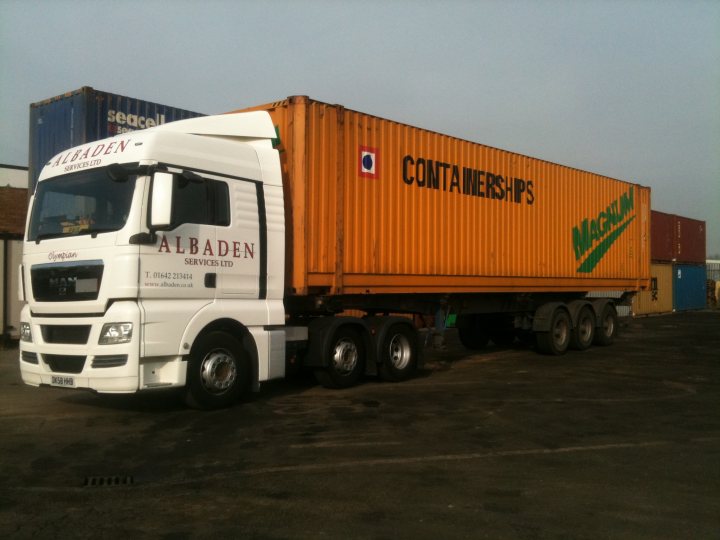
left=29, top=87, right=204, bottom=194
left=633, top=211, right=707, bottom=315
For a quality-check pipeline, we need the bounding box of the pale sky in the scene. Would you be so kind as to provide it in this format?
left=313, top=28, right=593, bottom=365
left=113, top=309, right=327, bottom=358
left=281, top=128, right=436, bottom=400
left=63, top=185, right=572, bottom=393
left=2, top=0, right=719, bottom=254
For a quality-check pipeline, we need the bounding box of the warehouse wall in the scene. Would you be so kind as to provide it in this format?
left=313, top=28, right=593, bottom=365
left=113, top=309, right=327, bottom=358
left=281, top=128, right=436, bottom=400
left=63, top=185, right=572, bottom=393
left=1, top=165, right=28, bottom=341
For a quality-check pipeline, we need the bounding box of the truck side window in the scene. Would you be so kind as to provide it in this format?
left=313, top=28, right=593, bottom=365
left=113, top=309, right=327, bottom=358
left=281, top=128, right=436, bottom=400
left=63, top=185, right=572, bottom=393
left=172, top=177, right=230, bottom=227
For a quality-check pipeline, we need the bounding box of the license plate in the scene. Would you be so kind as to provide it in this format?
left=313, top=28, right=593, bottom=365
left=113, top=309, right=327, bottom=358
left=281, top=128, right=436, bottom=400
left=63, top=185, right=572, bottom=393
left=50, top=375, right=75, bottom=388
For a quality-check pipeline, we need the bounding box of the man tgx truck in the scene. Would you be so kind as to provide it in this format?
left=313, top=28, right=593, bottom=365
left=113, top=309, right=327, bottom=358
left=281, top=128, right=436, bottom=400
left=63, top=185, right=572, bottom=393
left=19, top=96, right=650, bottom=409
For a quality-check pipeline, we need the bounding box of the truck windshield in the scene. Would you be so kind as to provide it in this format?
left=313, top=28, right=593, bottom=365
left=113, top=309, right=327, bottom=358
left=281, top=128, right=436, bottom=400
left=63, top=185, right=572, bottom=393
left=28, top=168, right=137, bottom=242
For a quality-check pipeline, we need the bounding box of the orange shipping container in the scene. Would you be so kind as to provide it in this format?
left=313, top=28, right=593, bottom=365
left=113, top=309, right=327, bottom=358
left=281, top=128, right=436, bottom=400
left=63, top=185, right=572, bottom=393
left=235, top=96, right=651, bottom=296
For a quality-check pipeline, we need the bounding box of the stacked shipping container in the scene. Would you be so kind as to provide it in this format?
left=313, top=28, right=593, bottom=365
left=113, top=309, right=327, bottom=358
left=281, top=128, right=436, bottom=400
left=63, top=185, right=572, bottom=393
left=29, top=87, right=204, bottom=194
left=633, top=210, right=707, bottom=315
left=649, top=211, right=706, bottom=263
left=633, top=263, right=674, bottom=315
left=673, top=264, right=707, bottom=311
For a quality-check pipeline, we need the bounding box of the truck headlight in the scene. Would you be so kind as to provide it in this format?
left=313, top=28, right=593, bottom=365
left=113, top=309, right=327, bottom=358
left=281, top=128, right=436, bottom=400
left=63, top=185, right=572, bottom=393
left=20, top=323, right=32, bottom=343
left=99, top=323, right=133, bottom=345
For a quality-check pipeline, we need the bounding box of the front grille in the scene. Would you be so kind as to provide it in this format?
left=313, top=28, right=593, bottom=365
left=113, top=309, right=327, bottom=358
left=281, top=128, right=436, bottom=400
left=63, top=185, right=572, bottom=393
left=41, top=325, right=91, bottom=344
left=43, top=354, right=86, bottom=374
left=21, top=351, right=39, bottom=364
left=92, top=355, right=128, bottom=368
left=31, top=261, right=103, bottom=302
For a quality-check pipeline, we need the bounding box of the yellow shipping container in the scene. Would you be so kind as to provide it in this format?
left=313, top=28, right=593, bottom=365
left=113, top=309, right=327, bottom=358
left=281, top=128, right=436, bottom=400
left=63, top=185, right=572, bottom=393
left=632, top=263, right=674, bottom=315
left=236, top=96, right=651, bottom=296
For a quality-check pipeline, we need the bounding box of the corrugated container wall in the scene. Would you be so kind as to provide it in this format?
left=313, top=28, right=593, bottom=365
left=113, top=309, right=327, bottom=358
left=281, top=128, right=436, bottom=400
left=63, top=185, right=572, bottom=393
left=29, top=87, right=204, bottom=194
left=651, top=211, right=675, bottom=262
left=632, top=263, right=674, bottom=315
left=675, top=216, right=706, bottom=264
left=650, top=210, right=706, bottom=264
left=235, top=96, right=651, bottom=296
left=673, top=264, right=707, bottom=311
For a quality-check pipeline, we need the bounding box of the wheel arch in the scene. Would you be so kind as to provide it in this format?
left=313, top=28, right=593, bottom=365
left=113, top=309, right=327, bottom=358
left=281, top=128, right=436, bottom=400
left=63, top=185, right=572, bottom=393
left=184, top=317, right=260, bottom=391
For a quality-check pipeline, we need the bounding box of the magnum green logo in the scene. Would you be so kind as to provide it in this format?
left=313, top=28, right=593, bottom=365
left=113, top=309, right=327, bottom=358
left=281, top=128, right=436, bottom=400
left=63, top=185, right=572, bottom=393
left=572, top=187, right=635, bottom=273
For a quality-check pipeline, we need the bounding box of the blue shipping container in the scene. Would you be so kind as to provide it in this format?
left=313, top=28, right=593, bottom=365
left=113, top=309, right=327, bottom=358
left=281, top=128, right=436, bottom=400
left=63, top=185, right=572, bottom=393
left=29, top=86, right=204, bottom=193
left=673, top=264, right=706, bottom=311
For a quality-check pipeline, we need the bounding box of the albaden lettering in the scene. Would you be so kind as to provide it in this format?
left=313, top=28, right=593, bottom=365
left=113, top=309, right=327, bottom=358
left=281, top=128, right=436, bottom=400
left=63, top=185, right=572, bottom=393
left=51, top=139, right=131, bottom=168
left=158, top=235, right=255, bottom=260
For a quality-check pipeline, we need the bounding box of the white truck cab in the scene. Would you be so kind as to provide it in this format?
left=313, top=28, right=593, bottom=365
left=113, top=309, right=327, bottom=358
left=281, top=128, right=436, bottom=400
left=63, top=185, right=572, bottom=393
left=19, top=112, right=291, bottom=408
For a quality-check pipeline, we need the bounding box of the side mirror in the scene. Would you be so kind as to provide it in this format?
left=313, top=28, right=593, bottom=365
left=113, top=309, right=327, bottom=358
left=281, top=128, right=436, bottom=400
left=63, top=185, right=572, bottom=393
left=150, top=172, right=174, bottom=229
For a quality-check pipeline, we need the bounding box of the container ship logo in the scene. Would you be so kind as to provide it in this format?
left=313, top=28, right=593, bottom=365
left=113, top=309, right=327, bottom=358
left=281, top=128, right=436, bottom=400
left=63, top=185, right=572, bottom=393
left=572, top=186, right=635, bottom=273
left=359, top=146, right=379, bottom=178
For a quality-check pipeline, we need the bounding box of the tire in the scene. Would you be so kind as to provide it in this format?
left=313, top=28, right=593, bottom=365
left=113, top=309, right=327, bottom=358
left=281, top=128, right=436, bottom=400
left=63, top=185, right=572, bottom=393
left=536, top=308, right=571, bottom=355
left=593, top=304, right=618, bottom=346
left=570, top=306, right=596, bottom=350
left=379, top=324, right=418, bottom=382
left=314, top=326, right=366, bottom=389
left=457, top=315, right=490, bottom=350
left=185, top=331, right=249, bottom=409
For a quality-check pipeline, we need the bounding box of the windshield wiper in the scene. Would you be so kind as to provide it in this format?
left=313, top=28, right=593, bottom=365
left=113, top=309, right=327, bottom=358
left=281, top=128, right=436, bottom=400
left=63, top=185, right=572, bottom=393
left=33, top=227, right=121, bottom=243
left=34, top=232, right=66, bottom=244
left=76, top=227, right=121, bottom=238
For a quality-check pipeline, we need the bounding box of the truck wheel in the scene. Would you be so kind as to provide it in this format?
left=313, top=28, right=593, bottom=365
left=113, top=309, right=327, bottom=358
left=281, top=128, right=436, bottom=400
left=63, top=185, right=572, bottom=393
left=379, top=324, right=418, bottom=382
left=593, top=304, right=618, bottom=346
left=457, top=315, right=490, bottom=350
left=536, top=308, right=571, bottom=355
left=315, top=326, right=365, bottom=389
left=185, top=331, right=249, bottom=409
left=570, top=306, right=595, bottom=350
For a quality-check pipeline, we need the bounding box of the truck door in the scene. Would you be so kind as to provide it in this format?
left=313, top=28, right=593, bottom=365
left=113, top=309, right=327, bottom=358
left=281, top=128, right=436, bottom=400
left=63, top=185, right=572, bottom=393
left=140, top=172, right=225, bottom=301
left=216, top=178, right=263, bottom=299
left=139, top=171, right=226, bottom=357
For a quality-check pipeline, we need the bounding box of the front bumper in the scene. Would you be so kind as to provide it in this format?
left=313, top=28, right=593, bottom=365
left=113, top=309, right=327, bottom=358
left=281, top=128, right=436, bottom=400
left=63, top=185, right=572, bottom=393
left=19, top=301, right=146, bottom=393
